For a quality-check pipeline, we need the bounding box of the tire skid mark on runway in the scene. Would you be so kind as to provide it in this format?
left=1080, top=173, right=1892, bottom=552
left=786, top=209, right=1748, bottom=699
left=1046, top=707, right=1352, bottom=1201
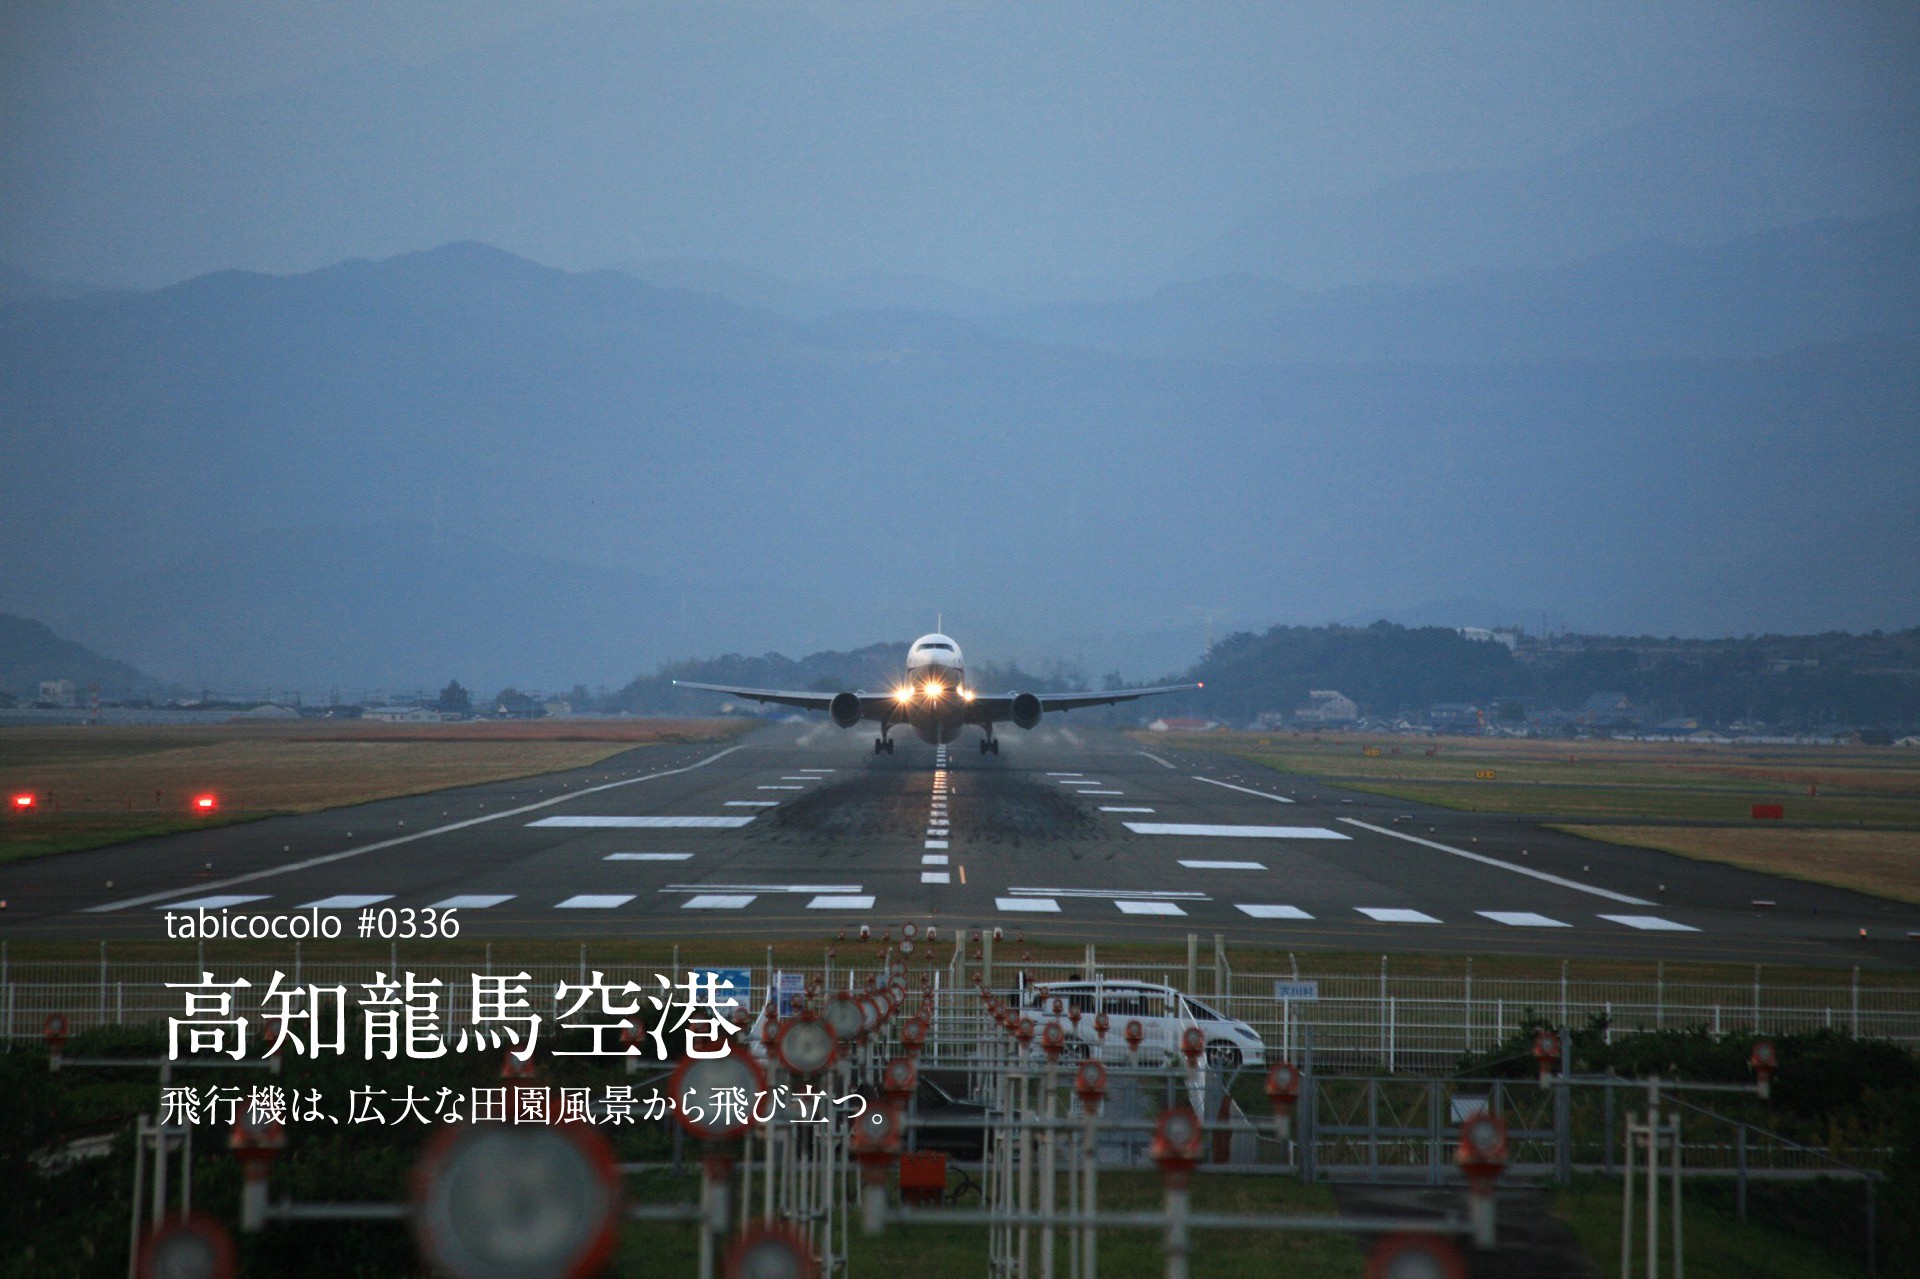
left=1340, top=817, right=1652, bottom=905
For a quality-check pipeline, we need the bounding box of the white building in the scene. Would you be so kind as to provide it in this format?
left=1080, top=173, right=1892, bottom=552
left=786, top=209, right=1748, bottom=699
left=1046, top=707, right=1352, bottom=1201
left=1294, top=690, right=1358, bottom=723
left=363, top=705, right=444, bottom=723
left=37, top=679, right=76, bottom=706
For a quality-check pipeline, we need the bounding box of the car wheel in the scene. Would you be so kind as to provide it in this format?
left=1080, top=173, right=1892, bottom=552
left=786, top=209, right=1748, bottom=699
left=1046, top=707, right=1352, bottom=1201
left=1206, top=1041, right=1242, bottom=1071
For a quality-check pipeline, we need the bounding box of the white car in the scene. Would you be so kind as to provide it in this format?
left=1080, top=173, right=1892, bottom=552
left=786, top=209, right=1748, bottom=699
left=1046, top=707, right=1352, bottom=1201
left=1017, top=979, right=1265, bottom=1070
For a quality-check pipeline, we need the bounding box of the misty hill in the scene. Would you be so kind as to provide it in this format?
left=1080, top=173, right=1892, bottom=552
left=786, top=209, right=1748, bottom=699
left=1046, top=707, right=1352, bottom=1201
left=0, top=613, right=154, bottom=700
left=2, top=242, right=1916, bottom=689
left=0, top=262, right=97, bottom=305
left=1177, top=623, right=1920, bottom=731
left=1187, top=99, right=1920, bottom=288
left=997, top=208, right=1920, bottom=364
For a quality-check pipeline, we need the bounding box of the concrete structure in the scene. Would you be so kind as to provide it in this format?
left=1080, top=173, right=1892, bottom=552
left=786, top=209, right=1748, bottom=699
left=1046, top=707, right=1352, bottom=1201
left=363, top=705, right=443, bottom=723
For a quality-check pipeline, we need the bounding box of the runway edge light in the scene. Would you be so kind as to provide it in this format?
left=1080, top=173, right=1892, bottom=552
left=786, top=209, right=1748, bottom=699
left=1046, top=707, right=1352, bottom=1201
left=193, top=793, right=218, bottom=813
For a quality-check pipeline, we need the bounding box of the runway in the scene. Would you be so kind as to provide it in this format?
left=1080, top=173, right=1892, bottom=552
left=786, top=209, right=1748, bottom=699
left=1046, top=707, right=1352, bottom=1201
left=3, top=722, right=1916, bottom=966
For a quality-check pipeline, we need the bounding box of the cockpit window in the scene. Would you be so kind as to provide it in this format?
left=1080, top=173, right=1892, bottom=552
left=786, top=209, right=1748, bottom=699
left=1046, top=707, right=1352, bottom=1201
left=918, top=641, right=954, bottom=651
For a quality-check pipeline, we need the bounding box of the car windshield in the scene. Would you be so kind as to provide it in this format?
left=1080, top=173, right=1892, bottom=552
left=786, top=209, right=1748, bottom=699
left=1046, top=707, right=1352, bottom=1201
left=1183, top=996, right=1230, bottom=1021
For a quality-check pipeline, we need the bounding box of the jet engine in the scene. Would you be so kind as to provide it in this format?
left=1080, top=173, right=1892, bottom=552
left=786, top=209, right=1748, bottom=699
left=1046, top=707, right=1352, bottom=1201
left=829, top=691, right=863, bottom=729
left=1011, top=692, right=1043, bottom=730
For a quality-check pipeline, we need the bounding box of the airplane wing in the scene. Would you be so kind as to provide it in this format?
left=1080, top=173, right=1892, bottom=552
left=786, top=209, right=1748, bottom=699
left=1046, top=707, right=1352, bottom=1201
left=671, top=680, right=902, bottom=720
left=969, top=683, right=1201, bottom=722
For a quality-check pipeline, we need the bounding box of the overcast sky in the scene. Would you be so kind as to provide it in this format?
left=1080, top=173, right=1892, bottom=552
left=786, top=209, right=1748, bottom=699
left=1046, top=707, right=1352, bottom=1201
left=4, top=0, right=1916, bottom=287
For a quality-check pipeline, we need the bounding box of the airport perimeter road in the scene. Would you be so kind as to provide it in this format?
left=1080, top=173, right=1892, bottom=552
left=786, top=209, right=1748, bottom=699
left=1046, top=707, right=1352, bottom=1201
left=4, top=723, right=1916, bottom=966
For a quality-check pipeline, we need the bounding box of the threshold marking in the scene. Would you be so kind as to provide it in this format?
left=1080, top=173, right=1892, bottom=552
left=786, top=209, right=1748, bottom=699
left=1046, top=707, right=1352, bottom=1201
left=661, top=883, right=861, bottom=895
left=922, top=854, right=949, bottom=865
left=921, top=872, right=951, bottom=884
left=1126, top=823, right=1347, bottom=839
left=1178, top=860, right=1267, bottom=871
left=1478, top=911, right=1569, bottom=928
left=758, top=785, right=803, bottom=791
left=926, top=839, right=949, bottom=849
left=996, top=897, right=1061, bottom=913
left=808, top=895, right=875, bottom=910
left=605, top=852, right=694, bottom=861
left=1192, top=776, right=1294, bottom=803
left=90, top=744, right=748, bottom=913
left=557, top=894, right=635, bottom=909
left=1116, top=900, right=1186, bottom=916
left=1340, top=819, right=1652, bottom=905
left=726, top=801, right=779, bottom=808
left=1009, top=887, right=1207, bottom=900
left=1082, top=790, right=1125, bottom=796
left=1101, top=806, right=1155, bottom=813
left=1357, top=907, right=1441, bottom=924
left=431, top=894, right=514, bottom=909
left=1235, top=904, right=1313, bottom=920
left=301, top=894, right=392, bottom=910
left=1600, top=914, right=1699, bottom=932
left=528, top=815, right=755, bottom=829
left=158, top=895, right=268, bottom=911
left=685, top=895, right=755, bottom=910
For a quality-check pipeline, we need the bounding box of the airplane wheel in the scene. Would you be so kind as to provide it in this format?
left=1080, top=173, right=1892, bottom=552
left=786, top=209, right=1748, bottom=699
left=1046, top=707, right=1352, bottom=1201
left=979, top=739, right=988, bottom=755
left=887, top=739, right=895, bottom=754
left=992, top=740, right=1000, bottom=755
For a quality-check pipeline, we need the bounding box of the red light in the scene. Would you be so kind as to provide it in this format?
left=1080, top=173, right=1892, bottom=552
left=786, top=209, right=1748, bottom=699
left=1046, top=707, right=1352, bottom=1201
left=194, top=794, right=217, bottom=812
left=11, top=794, right=33, bottom=810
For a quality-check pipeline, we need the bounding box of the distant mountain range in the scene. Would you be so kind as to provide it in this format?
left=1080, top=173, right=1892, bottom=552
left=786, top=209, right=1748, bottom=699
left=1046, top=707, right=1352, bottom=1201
left=2, top=225, right=1915, bottom=690
left=0, top=613, right=154, bottom=699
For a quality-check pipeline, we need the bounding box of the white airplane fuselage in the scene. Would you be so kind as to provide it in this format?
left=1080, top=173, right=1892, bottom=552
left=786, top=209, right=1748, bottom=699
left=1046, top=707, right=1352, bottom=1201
left=895, top=632, right=971, bottom=744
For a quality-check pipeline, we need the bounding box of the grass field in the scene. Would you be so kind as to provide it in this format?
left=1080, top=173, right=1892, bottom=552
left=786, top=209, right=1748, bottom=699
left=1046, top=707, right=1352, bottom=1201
left=1153, top=730, right=1920, bottom=904
left=1553, top=1175, right=1874, bottom=1279
left=0, top=718, right=747, bottom=864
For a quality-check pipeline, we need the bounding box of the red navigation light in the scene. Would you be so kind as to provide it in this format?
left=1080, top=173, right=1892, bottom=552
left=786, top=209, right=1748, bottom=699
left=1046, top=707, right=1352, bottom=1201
left=193, top=793, right=218, bottom=813
left=10, top=793, right=33, bottom=810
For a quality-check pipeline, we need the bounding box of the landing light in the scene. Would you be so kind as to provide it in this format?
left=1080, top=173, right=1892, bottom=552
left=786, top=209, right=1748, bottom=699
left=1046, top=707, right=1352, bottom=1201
left=961, top=688, right=974, bottom=702
left=925, top=683, right=942, bottom=698
left=893, top=688, right=913, bottom=703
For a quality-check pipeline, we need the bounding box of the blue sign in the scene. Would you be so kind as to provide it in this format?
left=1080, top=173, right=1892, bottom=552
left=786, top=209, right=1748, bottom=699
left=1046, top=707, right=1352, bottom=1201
left=689, top=967, right=754, bottom=1013
left=1272, top=981, right=1320, bottom=1002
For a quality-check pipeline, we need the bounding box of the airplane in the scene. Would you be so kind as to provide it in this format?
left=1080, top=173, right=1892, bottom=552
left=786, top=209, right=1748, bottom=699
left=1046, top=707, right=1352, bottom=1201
left=674, top=631, right=1200, bottom=754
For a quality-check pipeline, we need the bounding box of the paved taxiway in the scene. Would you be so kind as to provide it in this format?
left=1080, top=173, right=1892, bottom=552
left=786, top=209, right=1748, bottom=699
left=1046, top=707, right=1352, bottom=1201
left=2, top=724, right=1915, bottom=965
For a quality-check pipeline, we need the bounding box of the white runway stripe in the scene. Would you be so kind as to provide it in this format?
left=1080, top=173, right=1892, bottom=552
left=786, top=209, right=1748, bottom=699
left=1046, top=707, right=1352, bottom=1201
left=1100, top=806, right=1155, bottom=812
left=662, top=883, right=861, bottom=894
left=1477, top=911, right=1569, bottom=928
left=921, top=872, right=951, bottom=884
left=1357, top=907, right=1441, bottom=924
left=758, top=785, right=804, bottom=790
left=780, top=777, right=820, bottom=781
left=557, top=894, right=635, bottom=909
left=1178, top=860, right=1267, bottom=870
left=926, top=839, right=949, bottom=849
left=1191, top=776, right=1294, bottom=803
left=1008, top=887, right=1207, bottom=900
left=301, top=894, right=392, bottom=909
left=528, top=816, right=754, bottom=828
left=726, top=801, right=779, bottom=807
left=996, top=897, right=1061, bottom=912
left=1340, top=818, right=1652, bottom=905
left=604, top=852, right=694, bottom=861
left=1125, top=823, right=1348, bottom=839
left=157, top=895, right=268, bottom=910
left=1082, top=790, right=1125, bottom=795
left=807, top=895, right=875, bottom=909
left=1235, top=904, right=1313, bottom=920
left=922, top=855, right=949, bottom=865
left=1116, top=900, right=1186, bottom=916
left=1600, top=914, right=1699, bottom=932
left=432, top=894, right=514, bottom=909
left=684, top=894, right=755, bottom=910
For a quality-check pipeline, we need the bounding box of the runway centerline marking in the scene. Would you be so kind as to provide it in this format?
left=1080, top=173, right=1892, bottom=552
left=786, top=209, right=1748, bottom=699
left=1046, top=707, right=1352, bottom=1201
left=807, top=895, right=875, bottom=910
left=921, top=872, right=950, bottom=884
left=1100, top=806, right=1155, bottom=813
left=726, top=801, right=779, bottom=807
left=87, top=744, right=748, bottom=913
left=432, top=894, right=514, bottom=909
left=1126, top=823, right=1347, bottom=839
left=996, top=897, right=1060, bottom=913
left=1178, top=860, right=1267, bottom=870
left=922, top=855, right=949, bottom=865
left=605, top=853, right=694, bottom=861
left=685, top=895, right=755, bottom=910
left=1339, top=818, right=1652, bottom=905
left=1135, top=751, right=1176, bottom=769
left=1191, top=776, right=1294, bottom=803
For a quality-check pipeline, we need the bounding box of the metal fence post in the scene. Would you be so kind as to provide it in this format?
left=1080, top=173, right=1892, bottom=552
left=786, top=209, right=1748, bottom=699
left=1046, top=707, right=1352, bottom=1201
left=1735, top=1124, right=1747, bottom=1223
left=1852, top=968, right=1861, bottom=1038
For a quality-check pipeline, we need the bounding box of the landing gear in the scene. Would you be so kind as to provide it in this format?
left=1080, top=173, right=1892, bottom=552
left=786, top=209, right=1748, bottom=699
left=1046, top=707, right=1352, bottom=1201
left=979, top=736, right=999, bottom=755
left=874, top=735, right=895, bottom=755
